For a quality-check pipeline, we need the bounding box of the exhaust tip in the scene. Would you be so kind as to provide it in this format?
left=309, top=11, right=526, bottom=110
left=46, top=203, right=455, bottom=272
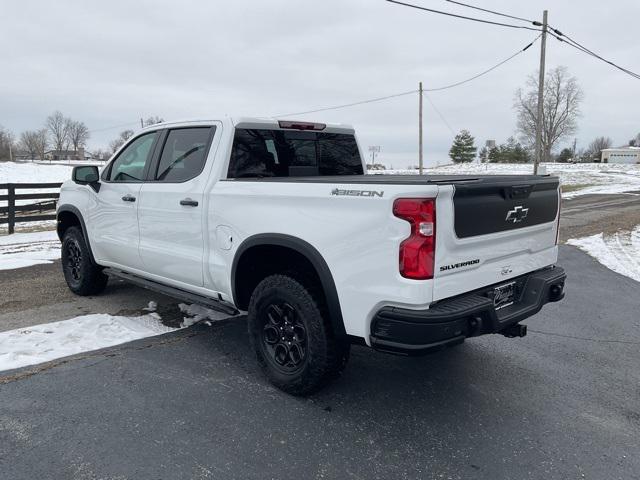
left=549, top=283, right=565, bottom=302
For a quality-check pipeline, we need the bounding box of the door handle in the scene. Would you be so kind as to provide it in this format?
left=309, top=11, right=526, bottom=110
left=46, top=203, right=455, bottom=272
left=180, top=198, right=199, bottom=207
left=121, top=195, right=136, bottom=202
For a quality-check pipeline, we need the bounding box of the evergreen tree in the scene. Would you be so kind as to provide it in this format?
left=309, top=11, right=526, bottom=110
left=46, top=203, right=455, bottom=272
left=487, top=146, right=500, bottom=163
left=557, top=147, right=573, bottom=163
left=478, top=146, right=488, bottom=163
left=487, top=137, right=531, bottom=163
left=449, top=130, right=477, bottom=163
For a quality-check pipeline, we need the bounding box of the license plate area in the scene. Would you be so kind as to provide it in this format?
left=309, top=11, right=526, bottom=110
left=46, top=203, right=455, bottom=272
left=493, top=281, right=516, bottom=310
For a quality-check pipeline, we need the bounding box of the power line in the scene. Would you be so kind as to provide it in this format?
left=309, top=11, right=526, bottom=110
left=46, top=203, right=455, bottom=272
left=278, top=36, right=539, bottom=118
left=277, top=90, right=417, bottom=117
left=423, top=93, right=455, bottom=135
left=443, top=0, right=534, bottom=24
left=88, top=121, right=139, bottom=134
left=423, top=35, right=540, bottom=92
left=386, top=0, right=542, bottom=32
left=548, top=29, right=640, bottom=80
left=390, top=0, right=639, bottom=82
left=429, top=0, right=640, bottom=81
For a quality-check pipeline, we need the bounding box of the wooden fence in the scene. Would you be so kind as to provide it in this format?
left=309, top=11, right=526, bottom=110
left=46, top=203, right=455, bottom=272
left=0, top=183, right=62, bottom=234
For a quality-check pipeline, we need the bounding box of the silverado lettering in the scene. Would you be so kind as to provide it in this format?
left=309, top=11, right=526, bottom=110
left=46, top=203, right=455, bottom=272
left=439, top=259, right=481, bottom=272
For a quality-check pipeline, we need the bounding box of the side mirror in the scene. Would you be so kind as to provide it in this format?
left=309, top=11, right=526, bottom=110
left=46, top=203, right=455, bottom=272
left=72, top=165, right=100, bottom=192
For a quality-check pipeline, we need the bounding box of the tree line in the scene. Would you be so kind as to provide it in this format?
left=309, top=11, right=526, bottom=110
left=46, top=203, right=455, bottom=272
left=0, top=111, right=90, bottom=161
left=0, top=114, right=164, bottom=162
left=449, top=66, right=639, bottom=164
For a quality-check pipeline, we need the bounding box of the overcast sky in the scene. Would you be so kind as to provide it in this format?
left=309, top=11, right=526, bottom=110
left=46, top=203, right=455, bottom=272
left=2, top=0, right=638, bottom=167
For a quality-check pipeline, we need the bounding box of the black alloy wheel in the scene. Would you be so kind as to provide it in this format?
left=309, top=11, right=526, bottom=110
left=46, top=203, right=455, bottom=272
left=260, top=302, right=308, bottom=373
left=247, top=274, right=350, bottom=396
left=65, top=238, right=84, bottom=283
left=61, top=226, right=108, bottom=295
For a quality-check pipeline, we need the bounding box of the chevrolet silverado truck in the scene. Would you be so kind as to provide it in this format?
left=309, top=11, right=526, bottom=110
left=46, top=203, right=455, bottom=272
left=57, top=118, right=566, bottom=395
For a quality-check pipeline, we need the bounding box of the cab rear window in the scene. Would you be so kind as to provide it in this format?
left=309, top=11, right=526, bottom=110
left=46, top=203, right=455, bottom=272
left=228, top=129, right=363, bottom=178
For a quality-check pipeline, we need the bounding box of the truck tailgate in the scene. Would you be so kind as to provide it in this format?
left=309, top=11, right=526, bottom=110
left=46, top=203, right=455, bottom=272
left=433, top=176, right=560, bottom=301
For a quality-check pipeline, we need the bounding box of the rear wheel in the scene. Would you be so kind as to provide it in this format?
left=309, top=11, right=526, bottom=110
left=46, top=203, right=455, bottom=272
left=247, top=274, right=349, bottom=395
left=61, top=226, right=108, bottom=295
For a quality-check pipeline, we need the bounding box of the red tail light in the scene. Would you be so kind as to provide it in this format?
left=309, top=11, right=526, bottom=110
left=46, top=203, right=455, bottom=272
left=393, top=198, right=436, bottom=280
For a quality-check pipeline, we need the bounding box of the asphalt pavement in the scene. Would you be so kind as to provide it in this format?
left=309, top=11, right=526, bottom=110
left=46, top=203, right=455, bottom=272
left=1, top=246, right=639, bottom=480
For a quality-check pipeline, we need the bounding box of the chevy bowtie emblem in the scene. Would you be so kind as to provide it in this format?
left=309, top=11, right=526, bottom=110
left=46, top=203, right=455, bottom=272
left=505, top=205, right=529, bottom=223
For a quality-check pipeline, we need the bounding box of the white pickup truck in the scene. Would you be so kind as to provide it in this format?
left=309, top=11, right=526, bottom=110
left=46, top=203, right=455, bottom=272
left=57, top=118, right=566, bottom=395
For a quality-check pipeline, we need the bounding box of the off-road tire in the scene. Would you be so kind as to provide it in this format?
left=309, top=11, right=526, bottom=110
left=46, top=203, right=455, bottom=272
left=61, top=226, right=108, bottom=296
left=247, top=274, right=349, bottom=395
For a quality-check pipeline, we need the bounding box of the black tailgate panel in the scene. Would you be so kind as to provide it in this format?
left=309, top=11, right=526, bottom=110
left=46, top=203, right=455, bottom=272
left=453, top=177, right=559, bottom=238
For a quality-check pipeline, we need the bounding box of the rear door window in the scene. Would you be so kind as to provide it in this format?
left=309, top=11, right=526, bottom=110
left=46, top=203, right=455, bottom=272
left=154, top=127, right=214, bottom=182
left=228, top=129, right=363, bottom=178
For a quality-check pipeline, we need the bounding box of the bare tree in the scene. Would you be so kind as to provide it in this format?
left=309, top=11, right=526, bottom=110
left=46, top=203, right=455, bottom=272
left=109, top=129, right=135, bottom=153
left=19, top=131, right=37, bottom=159
left=46, top=111, right=70, bottom=153
left=143, top=116, right=164, bottom=127
left=20, top=129, right=49, bottom=159
left=0, top=126, right=15, bottom=161
left=34, top=128, right=49, bottom=159
left=68, top=121, right=90, bottom=151
left=629, top=133, right=640, bottom=147
left=587, top=136, right=613, bottom=160
left=514, top=66, right=583, bottom=162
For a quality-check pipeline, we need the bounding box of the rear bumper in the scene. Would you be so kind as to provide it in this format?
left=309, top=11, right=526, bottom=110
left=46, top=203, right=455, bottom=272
left=370, top=266, right=566, bottom=355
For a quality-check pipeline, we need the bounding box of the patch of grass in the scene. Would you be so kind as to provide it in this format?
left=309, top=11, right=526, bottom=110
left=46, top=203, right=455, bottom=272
left=561, top=183, right=593, bottom=193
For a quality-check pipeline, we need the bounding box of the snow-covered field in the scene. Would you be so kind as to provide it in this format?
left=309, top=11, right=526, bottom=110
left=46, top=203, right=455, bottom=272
left=567, top=227, right=640, bottom=283
left=0, top=301, right=234, bottom=372
left=0, top=162, right=74, bottom=216
left=384, top=162, right=640, bottom=199
left=0, top=230, right=60, bottom=270
left=0, top=161, right=74, bottom=184
left=32, top=159, right=106, bottom=167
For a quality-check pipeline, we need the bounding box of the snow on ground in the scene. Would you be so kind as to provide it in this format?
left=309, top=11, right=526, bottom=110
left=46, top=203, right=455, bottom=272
left=567, top=226, right=640, bottom=283
left=0, top=230, right=60, bottom=270
left=32, top=159, right=107, bottom=167
left=178, top=303, right=232, bottom=327
left=6, top=219, right=58, bottom=234
left=0, top=301, right=235, bottom=372
left=1, top=161, right=75, bottom=212
left=382, top=163, right=640, bottom=198
left=0, top=161, right=74, bottom=184
left=0, top=313, right=174, bottom=372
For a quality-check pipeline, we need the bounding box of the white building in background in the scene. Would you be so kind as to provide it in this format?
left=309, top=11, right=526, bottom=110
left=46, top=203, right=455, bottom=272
left=601, top=146, right=640, bottom=164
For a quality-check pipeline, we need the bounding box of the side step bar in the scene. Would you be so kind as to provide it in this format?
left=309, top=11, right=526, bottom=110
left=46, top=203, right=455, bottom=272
left=103, top=268, right=239, bottom=316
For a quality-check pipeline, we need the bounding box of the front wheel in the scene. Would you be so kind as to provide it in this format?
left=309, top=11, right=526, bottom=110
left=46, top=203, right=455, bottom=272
left=61, top=226, right=108, bottom=296
left=247, top=274, right=349, bottom=395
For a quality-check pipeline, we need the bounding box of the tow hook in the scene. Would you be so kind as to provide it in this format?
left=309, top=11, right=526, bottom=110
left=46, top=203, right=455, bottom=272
left=501, top=323, right=527, bottom=338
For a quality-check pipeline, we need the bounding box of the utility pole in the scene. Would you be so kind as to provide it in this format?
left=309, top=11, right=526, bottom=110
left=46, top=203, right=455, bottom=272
left=140, top=118, right=144, bottom=129
left=418, top=81, right=423, bottom=174
left=533, top=10, right=548, bottom=175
